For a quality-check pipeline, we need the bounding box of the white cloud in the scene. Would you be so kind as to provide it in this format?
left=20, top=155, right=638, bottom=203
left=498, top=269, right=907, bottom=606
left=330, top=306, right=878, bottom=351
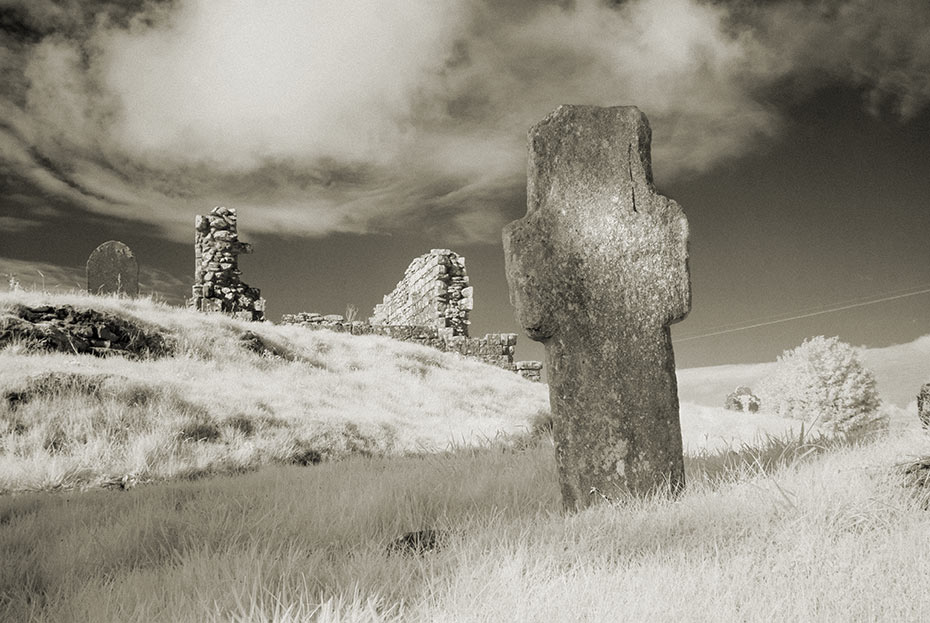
left=98, top=0, right=463, bottom=169
left=2, top=0, right=929, bottom=243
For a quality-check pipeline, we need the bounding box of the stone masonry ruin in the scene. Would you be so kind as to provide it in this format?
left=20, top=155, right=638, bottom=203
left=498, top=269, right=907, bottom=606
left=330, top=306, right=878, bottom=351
left=282, top=249, right=543, bottom=382
left=724, top=386, right=761, bottom=412
left=190, top=206, right=265, bottom=321
left=370, top=249, right=472, bottom=336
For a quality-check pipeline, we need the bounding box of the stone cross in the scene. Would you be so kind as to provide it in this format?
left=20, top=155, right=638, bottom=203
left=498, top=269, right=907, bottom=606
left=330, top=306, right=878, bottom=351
left=503, top=105, right=691, bottom=510
left=86, top=240, right=139, bottom=296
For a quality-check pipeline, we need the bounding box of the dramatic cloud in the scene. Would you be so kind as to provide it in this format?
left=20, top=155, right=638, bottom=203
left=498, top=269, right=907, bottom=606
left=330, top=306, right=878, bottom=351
left=1, top=0, right=929, bottom=244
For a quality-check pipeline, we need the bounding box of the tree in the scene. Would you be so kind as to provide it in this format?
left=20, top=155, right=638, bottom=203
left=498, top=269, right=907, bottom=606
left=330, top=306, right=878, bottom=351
left=758, top=336, right=882, bottom=432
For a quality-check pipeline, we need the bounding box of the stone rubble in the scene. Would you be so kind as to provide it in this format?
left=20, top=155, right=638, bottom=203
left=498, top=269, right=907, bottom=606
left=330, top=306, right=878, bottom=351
left=0, top=304, right=173, bottom=358
left=724, top=386, right=761, bottom=412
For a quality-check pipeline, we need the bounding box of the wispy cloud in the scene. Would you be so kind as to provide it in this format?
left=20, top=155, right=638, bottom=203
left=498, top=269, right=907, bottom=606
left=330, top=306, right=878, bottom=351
left=0, top=256, right=84, bottom=292
left=2, top=0, right=928, bottom=244
left=0, top=215, right=41, bottom=233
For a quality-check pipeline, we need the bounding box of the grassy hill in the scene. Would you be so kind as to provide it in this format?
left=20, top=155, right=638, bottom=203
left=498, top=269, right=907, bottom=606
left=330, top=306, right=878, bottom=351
left=0, top=291, right=549, bottom=493
left=3, top=291, right=930, bottom=620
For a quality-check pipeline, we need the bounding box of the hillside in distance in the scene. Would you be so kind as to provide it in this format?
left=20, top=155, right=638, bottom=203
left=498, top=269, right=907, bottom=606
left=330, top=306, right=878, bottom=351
left=677, top=334, right=930, bottom=410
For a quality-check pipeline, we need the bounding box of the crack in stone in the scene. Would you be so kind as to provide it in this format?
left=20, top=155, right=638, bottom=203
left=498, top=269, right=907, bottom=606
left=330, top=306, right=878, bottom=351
left=628, top=142, right=637, bottom=213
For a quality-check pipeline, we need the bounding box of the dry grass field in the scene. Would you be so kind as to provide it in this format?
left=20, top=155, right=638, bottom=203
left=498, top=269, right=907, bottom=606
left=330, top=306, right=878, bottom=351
left=0, top=291, right=549, bottom=493
left=2, top=290, right=929, bottom=621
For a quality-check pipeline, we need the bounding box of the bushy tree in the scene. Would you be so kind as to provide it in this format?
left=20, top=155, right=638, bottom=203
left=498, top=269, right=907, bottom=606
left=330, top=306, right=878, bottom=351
left=758, top=336, right=882, bottom=432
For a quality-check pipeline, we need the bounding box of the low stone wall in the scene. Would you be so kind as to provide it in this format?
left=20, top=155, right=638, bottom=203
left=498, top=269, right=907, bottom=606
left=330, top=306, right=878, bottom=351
left=514, top=361, right=543, bottom=383
left=281, top=312, right=542, bottom=381
left=370, top=249, right=472, bottom=336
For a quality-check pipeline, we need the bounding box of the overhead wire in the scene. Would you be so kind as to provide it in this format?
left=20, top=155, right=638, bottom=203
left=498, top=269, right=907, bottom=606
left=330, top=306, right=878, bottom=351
left=674, top=285, right=930, bottom=342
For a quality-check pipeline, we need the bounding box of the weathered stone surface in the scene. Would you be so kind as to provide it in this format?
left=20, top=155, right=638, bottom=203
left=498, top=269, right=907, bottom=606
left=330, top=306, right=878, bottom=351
left=725, top=386, right=761, bottom=412
left=86, top=241, right=139, bottom=296
left=515, top=360, right=544, bottom=383
left=503, top=105, right=690, bottom=509
left=918, top=382, right=930, bottom=429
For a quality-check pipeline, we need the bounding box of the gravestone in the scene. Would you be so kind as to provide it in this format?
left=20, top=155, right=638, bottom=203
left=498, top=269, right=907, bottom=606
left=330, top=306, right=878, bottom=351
left=503, top=105, right=691, bottom=510
left=86, top=241, right=139, bottom=296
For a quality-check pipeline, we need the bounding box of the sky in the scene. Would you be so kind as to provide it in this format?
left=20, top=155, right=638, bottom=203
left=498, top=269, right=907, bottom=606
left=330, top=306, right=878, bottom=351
left=0, top=0, right=928, bottom=369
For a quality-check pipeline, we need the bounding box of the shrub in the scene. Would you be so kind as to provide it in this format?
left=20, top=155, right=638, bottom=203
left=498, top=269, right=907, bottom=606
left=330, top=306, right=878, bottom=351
left=758, top=336, right=882, bottom=432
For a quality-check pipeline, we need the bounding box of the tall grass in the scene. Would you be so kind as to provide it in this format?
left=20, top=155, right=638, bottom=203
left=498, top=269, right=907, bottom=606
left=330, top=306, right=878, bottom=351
left=0, top=424, right=925, bottom=622
left=2, top=291, right=924, bottom=620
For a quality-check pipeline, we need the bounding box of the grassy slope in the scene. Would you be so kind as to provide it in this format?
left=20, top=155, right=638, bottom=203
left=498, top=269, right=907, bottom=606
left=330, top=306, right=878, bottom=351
left=1, top=426, right=927, bottom=621
left=3, top=291, right=929, bottom=620
left=0, top=291, right=549, bottom=492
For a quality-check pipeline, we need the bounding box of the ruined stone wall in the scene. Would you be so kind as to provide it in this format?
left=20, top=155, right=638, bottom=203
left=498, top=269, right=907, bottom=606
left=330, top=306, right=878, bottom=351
left=280, top=313, right=542, bottom=381
left=370, top=249, right=472, bottom=336
left=191, top=206, right=265, bottom=321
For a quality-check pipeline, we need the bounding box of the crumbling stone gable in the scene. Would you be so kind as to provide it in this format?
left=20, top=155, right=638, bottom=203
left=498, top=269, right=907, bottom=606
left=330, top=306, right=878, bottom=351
left=190, top=206, right=265, bottom=321
left=370, top=249, right=472, bottom=336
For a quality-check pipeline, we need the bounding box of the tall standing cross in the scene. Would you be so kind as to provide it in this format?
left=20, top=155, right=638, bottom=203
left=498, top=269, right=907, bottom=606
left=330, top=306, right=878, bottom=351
left=503, top=105, right=691, bottom=510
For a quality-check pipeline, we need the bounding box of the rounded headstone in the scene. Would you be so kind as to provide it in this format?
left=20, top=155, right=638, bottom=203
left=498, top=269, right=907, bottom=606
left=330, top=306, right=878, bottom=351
left=86, top=241, right=139, bottom=296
